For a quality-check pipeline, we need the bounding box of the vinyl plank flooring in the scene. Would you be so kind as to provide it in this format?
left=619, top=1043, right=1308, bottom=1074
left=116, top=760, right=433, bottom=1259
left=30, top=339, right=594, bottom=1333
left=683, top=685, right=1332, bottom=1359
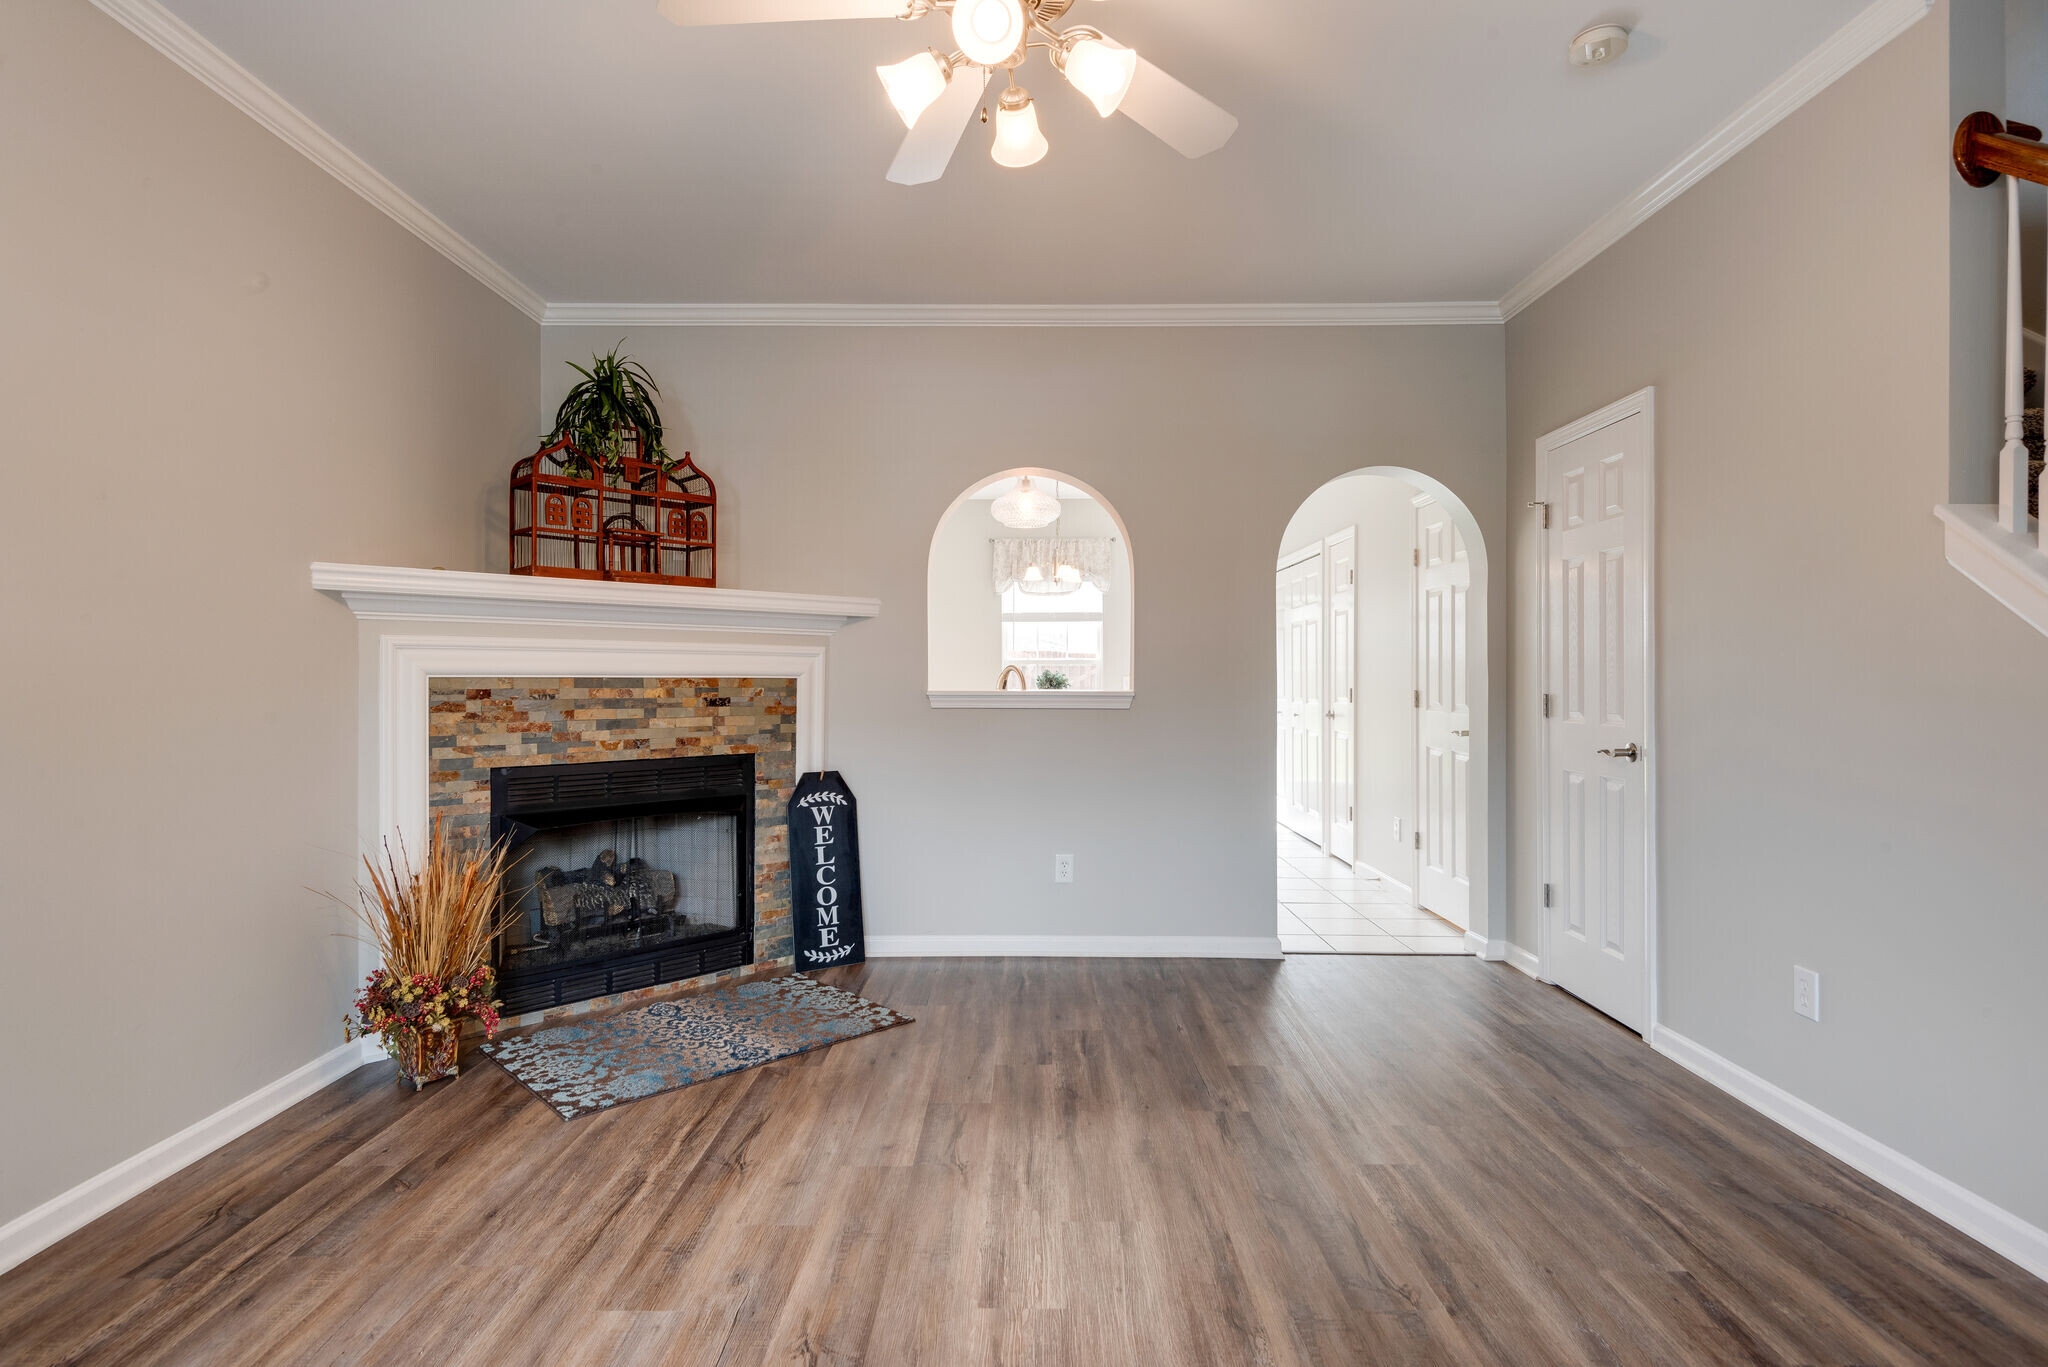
left=5, top=958, right=2048, bottom=1366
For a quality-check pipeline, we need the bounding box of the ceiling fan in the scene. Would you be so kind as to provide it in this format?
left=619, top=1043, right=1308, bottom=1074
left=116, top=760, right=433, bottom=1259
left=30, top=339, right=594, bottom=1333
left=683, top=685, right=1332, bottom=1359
left=656, top=0, right=1239, bottom=185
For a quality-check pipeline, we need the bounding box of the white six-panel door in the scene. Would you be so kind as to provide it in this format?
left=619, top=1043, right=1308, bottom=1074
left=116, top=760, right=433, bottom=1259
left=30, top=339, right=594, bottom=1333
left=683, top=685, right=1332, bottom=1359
left=1276, top=551, right=1323, bottom=842
left=1415, top=499, right=1472, bottom=929
left=1542, top=400, right=1653, bottom=1034
left=1325, top=530, right=1358, bottom=866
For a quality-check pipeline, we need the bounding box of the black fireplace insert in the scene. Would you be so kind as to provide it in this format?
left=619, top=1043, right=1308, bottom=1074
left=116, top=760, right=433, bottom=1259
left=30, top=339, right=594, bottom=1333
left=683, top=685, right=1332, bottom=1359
left=489, top=753, right=754, bottom=1016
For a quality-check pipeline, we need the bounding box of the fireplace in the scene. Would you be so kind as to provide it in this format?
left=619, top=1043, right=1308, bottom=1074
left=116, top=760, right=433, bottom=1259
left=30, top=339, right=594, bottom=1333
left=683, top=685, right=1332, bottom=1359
left=489, top=753, right=755, bottom=1016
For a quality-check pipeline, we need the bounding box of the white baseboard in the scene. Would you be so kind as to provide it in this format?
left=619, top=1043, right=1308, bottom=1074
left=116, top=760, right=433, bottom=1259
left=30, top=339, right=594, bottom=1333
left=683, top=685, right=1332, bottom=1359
left=0, top=1040, right=373, bottom=1276
left=1504, top=944, right=1542, bottom=978
left=1652, top=1027, right=2048, bottom=1283
left=1464, top=932, right=1505, bottom=960
left=865, top=935, right=1283, bottom=960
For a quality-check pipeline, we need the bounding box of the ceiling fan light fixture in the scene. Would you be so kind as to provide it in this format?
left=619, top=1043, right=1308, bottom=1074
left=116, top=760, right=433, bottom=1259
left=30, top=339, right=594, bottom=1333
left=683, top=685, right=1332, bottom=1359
left=991, top=88, right=1049, bottom=168
left=877, top=49, right=951, bottom=128
left=991, top=476, right=1061, bottom=528
left=1061, top=36, right=1137, bottom=117
left=952, top=0, right=1026, bottom=66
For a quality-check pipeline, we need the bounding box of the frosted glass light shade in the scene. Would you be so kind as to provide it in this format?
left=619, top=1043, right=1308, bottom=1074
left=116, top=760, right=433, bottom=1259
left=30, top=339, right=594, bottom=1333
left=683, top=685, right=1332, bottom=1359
left=991, top=477, right=1060, bottom=528
left=1063, top=37, right=1137, bottom=117
left=1055, top=561, right=1082, bottom=585
left=991, top=97, right=1049, bottom=169
left=952, top=0, right=1026, bottom=66
left=876, top=51, right=950, bottom=128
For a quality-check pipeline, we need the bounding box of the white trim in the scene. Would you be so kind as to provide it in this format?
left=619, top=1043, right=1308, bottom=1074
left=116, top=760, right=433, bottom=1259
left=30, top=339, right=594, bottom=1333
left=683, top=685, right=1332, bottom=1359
left=1534, top=387, right=1659, bottom=1037
left=1935, top=505, right=2048, bottom=639
left=866, top=935, right=1282, bottom=959
left=86, top=0, right=545, bottom=323
left=1503, top=943, right=1542, bottom=978
left=1464, top=931, right=1506, bottom=961
left=1500, top=0, right=1935, bottom=320
left=312, top=563, right=879, bottom=636
left=927, top=690, right=1136, bottom=710
left=0, top=1041, right=368, bottom=1276
left=1652, top=1027, right=2048, bottom=1283
left=542, top=302, right=1505, bottom=329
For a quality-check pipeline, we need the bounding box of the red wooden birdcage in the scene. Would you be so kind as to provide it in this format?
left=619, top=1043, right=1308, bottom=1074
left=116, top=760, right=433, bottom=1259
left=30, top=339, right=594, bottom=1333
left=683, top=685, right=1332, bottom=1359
left=508, top=436, right=717, bottom=587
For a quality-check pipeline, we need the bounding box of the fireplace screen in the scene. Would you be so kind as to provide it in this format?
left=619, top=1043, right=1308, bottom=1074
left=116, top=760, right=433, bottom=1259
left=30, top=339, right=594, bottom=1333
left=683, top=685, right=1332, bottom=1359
left=502, top=812, right=738, bottom=969
left=489, top=753, right=755, bottom=1015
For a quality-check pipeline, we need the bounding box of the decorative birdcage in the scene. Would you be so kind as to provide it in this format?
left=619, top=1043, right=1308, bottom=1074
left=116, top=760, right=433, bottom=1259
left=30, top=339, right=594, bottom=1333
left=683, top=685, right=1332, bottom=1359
left=509, top=436, right=716, bottom=587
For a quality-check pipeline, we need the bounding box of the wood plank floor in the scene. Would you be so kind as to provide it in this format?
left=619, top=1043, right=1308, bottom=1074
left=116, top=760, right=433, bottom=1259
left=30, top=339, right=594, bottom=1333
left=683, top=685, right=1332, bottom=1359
left=6, top=957, right=2048, bottom=1366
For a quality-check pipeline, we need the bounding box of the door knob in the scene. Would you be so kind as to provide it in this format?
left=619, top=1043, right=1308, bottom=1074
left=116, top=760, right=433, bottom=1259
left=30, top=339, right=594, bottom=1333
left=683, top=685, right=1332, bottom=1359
left=1597, top=743, right=1642, bottom=762
left=1326, top=711, right=1337, bottom=719
left=1453, top=729, right=1470, bottom=737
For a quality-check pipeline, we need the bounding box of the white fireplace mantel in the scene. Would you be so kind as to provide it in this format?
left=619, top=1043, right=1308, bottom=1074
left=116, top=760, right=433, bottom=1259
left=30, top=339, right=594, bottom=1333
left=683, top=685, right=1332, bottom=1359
left=311, top=562, right=880, bottom=635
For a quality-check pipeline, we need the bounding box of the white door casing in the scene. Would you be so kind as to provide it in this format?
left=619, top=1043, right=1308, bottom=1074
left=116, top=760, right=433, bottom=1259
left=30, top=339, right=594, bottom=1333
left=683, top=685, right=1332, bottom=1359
left=1276, top=549, right=1323, bottom=843
left=1326, top=529, right=1358, bottom=866
left=1415, top=499, right=1472, bottom=929
left=1538, top=390, right=1656, bottom=1036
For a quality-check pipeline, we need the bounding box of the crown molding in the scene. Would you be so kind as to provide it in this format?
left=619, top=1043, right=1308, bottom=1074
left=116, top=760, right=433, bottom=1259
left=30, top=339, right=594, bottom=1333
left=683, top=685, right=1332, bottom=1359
left=1499, top=0, right=1935, bottom=321
left=540, top=301, right=1506, bottom=328
left=87, top=0, right=547, bottom=323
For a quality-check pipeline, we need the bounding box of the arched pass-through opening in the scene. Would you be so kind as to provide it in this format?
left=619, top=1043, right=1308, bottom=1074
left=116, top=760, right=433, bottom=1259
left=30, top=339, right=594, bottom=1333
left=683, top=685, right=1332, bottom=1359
left=1274, top=467, right=1492, bottom=957
left=927, top=467, right=1137, bottom=709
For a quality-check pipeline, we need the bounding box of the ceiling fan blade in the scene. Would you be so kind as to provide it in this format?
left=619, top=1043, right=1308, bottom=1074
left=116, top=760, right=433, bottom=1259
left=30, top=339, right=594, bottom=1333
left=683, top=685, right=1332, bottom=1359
left=657, top=0, right=908, bottom=25
left=1117, top=57, right=1238, bottom=159
left=887, top=69, right=987, bottom=185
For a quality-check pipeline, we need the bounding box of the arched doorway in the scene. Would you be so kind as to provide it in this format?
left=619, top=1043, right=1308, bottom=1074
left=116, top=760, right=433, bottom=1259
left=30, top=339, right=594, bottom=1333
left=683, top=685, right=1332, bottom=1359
left=1275, top=468, right=1491, bottom=956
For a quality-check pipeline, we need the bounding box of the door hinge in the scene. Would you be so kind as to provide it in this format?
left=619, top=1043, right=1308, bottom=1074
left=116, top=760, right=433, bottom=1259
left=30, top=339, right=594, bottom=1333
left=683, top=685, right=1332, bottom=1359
left=1414, top=830, right=1422, bottom=851
left=1527, top=499, right=1551, bottom=530
left=1347, top=805, right=1354, bottom=822
left=1349, top=568, right=1356, bottom=585
left=1413, top=547, right=1421, bottom=567
left=1542, top=883, right=1554, bottom=908
left=1414, top=689, right=1422, bottom=709
left=1542, top=693, right=1554, bottom=719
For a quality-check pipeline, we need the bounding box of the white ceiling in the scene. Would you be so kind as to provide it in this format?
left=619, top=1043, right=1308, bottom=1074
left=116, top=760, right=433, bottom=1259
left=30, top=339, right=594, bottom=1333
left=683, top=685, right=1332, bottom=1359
left=156, top=0, right=1882, bottom=306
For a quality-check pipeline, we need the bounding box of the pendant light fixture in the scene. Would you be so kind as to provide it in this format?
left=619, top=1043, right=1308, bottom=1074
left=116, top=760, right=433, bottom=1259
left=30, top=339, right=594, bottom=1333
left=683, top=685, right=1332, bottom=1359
left=1059, top=35, right=1138, bottom=117
left=875, top=50, right=952, bottom=128
left=991, top=85, right=1050, bottom=169
left=991, top=476, right=1060, bottom=529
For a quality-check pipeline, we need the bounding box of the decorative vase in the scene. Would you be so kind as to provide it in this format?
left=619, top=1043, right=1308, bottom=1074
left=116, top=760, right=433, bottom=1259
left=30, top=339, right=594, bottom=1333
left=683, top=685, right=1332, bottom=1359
left=393, top=1026, right=460, bottom=1091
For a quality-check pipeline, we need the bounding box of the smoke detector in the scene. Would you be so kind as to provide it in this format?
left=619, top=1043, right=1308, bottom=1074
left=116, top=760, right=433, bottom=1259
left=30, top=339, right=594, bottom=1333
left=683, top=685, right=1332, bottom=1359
left=1570, top=24, right=1630, bottom=67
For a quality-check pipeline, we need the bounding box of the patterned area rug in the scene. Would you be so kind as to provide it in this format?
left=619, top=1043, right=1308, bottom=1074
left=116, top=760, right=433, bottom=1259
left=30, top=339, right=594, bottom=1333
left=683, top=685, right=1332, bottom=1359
left=481, top=975, right=912, bottom=1119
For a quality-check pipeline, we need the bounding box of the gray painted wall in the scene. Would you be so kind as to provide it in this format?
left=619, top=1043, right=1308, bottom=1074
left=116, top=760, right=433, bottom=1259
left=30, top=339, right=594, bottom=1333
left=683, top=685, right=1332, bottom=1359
left=1507, top=2, right=2048, bottom=1229
left=543, top=326, right=1507, bottom=948
left=0, top=0, right=538, bottom=1226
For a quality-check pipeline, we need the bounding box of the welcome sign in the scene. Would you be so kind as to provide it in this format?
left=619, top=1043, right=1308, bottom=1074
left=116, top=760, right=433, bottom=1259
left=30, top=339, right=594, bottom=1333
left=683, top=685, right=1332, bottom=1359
left=788, top=772, right=866, bottom=968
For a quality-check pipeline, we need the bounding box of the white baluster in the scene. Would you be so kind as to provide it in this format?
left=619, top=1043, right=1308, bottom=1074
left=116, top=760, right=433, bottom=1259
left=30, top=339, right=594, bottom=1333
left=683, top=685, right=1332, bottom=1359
left=2001, top=174, right=2029, bottom=534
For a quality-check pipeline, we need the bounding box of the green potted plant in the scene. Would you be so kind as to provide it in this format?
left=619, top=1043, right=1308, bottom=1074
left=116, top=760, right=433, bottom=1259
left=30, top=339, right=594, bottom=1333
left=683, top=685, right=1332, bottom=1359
left=1035, top=669, right=1070, bottom=690
left=543, top=344, right=670, bottom=478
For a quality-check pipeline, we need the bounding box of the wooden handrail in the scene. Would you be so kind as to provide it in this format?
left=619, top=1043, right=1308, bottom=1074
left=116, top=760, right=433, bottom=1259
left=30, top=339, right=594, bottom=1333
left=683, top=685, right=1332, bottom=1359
left=1955, top=112, right=2048, bottom=188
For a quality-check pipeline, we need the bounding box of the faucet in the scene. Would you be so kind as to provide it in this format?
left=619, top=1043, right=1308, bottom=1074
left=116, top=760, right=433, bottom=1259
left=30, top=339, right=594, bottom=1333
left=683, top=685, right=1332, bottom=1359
left=998, top=665, right=1026, bottom=691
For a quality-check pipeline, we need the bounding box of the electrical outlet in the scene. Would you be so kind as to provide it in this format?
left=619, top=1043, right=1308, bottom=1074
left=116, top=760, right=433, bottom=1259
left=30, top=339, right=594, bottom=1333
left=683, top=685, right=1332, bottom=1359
left=1793, top=966, right=1821, bottom=1022
left=1054, top=853, right=1075, bottom=884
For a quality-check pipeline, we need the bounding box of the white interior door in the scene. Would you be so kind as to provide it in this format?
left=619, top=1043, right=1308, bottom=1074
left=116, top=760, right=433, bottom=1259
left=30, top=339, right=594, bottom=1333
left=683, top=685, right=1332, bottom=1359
left=1542, top=403, right=1652, bottom=1034
left=1276, top=551, right=1323, bottom=843
left=1415, top=500, right=1471, bottom=929
left=1325, top=530, right=1357, bottom=866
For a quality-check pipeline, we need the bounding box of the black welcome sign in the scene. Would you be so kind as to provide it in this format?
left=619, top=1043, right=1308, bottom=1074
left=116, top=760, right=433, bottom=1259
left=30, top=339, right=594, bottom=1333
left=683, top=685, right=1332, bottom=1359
left=788, top=772, right=865, bottom=968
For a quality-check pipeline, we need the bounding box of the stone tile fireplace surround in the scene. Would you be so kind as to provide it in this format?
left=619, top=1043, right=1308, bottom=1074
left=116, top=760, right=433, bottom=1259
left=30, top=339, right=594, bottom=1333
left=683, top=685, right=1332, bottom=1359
left=313, top=563, right=879, bottom=1040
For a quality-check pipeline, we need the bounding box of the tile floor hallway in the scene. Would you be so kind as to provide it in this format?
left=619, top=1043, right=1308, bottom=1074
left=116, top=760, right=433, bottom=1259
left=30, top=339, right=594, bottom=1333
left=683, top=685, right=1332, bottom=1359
left=1277, top=825, right=1468, bottom=955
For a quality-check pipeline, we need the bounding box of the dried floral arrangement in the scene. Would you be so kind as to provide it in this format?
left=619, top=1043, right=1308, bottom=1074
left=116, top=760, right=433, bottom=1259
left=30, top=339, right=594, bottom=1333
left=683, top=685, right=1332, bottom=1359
left=338, top=818, right=520, bottom=1088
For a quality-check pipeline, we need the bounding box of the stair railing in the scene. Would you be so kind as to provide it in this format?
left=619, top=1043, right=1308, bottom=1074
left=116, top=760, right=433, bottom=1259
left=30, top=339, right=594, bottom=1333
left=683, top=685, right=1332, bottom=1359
left=1955, top=113, right=2048, bottom=540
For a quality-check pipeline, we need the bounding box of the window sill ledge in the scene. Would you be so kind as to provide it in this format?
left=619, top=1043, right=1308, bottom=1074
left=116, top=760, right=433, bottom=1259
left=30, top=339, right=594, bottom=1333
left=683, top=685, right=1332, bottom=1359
left=928, top=691, right=1136, bottom=710
left=1935, top=504, right=2048, bottom=640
